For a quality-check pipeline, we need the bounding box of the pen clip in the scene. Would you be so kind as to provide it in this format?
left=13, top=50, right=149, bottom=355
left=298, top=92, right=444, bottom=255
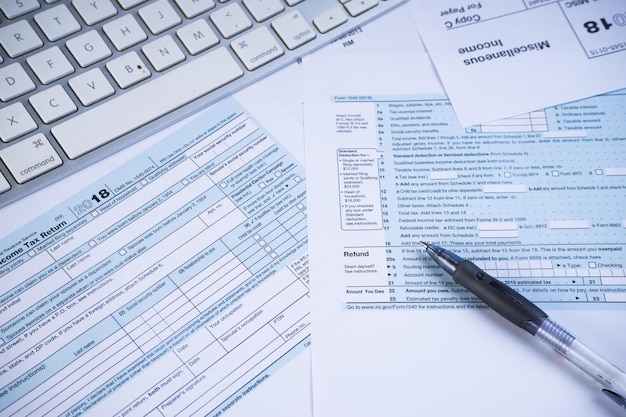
left=602, top=389, right=626, bottom=409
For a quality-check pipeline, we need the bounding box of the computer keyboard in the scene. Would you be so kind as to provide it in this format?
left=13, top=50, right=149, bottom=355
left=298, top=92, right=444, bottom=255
left=0, top=0, right=406, bottom=208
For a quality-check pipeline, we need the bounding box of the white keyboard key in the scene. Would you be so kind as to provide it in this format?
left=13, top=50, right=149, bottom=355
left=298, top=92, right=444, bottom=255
left=142, top=35, right=185, bottom=72
left=343, top=0, right=377, bottom=17
left=52, top=47, right=243, bottom=159
left=231, top=26, right=284, bottom=71
left=0, top=172, right=10, bottom=194
left=0, top=0, right=40, bottom=19
left=313, top=7, right=348, bottom=33
left=0, top=134, right=63, bottom=184
left=0, top=63, right=36, bottom=102
left=284, top=0, right=304, bottom=5
left=66, top=30, right=112, bottom=67
left=0, top=103, right=38, bottom=142
left=27, top=46, right=75, bottom=84
left=30, top=85, right=78, bottom=123
left=103, top=14, right=148, bottom=50
left=72, top=0, right=117, bottom=25
left=211, top=3, right=252, bottom=38
left=116, top=0, right=147, bottom=9
left=243, top=0, right=283, bottom=22
left=272, top=10, right=316, bottom=50
left=0, top=20, right=44, bottom=58
left=177, top=19, right=219, bottom=55
left=69, top=68, right=115, bottom=106
left=138, top=0, right=182, bottom=35
left=174, top=0, right=215, bottom=18
left=34, top=4, right=82, bottom=41
left=106, top=51, right=151, bottom=88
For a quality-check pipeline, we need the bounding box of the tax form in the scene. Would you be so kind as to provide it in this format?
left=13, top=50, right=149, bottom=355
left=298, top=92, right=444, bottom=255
left=411, top=0, right=626, bottom=126
left=303, top=52, right=626, bottom=416
left=0, top=90, right=311, bottom=417
left=0, top=5, right=425, bottom=415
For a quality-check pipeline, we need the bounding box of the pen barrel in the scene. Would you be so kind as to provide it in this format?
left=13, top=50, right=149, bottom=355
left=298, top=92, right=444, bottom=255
left=536, top=318, right=626, bottom=399
left=453, top=261, right=547, bottom=333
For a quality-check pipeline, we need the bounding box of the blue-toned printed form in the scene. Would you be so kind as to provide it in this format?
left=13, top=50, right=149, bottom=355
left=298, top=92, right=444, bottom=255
left=333, top=90, right=626, bottom=308
left=0, top=98, right=309, bottom=416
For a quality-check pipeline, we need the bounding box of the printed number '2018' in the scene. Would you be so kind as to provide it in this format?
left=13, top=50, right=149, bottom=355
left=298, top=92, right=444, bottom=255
left=73, top=189, right=111, bottom=215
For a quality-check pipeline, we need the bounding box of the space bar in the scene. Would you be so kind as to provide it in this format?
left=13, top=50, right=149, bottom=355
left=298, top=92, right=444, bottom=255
left=52, top=47, right=243, bottom=159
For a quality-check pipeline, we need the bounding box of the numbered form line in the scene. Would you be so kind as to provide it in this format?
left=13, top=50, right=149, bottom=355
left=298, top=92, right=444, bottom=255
left=342, top=242, right=626, bottom=307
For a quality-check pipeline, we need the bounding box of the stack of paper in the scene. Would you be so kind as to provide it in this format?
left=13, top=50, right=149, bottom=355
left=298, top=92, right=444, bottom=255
left=303, top=1, right=626, bottom=416
left=1, top=1, right=624, bottom=416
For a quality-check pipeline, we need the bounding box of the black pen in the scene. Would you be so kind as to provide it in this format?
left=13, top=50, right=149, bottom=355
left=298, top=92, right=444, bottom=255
left=421, top=242, right=626, bottom=409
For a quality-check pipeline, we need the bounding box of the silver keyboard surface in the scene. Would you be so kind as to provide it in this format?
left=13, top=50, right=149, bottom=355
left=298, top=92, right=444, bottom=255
left=0, top=0, right=406, bottom=208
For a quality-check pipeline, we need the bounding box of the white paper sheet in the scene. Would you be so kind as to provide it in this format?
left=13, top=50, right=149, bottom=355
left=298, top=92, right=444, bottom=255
left=303, top=51, right=626, bottom=417
left=411, top=0, right=626, bottom=126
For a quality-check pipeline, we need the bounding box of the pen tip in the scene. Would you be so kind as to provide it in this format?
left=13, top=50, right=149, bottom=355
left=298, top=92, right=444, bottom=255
left=420, top=241, right=429, bottom=248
